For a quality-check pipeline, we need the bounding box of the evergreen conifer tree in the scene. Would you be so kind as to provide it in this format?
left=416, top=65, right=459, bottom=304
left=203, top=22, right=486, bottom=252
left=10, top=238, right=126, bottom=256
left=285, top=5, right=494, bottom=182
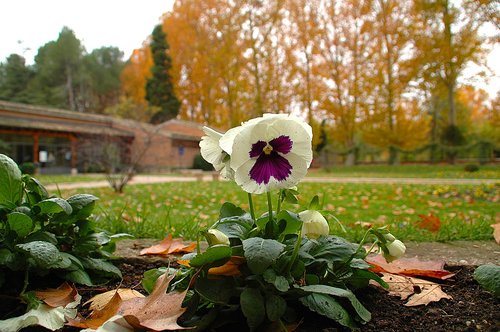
left=146, top=24, right=180, bottom=124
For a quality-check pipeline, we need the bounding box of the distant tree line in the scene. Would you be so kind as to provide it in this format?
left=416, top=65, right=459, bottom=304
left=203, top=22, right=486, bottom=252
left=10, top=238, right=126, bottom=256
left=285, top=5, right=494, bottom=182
left=0, top=27, right=124, bottom=114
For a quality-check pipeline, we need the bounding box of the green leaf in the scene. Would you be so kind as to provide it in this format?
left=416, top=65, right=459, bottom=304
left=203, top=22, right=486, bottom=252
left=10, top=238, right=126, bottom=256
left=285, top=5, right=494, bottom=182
left=349, top=269, right=388, bottom=289
left=0, top=154, right=23, bottom=206
left=80, top=257, right=122, bottom=279
left=240, top=288, right=265, bottom=331
left=474, top=264, right=500, bottom=297
left=283, top=189, right=299, bottom=204
left=189, top=245, right=232, bottom=268
left=300, top=284, right=371, bottom=322
left=16, top=241, right=62, bottom=267
left=67, top=194, right=98, bottom=218
left=63, top=268, right=93, bottom=286
left=306, top=236, right=357, bottom=263
left=195, top=276, right=237, bottom=304
left=263, top=268, right=289, bottom=292
left=35, top=198, right=73, bottom=215
left=300, top=293, right=354, bottom=328
left=0, top=248, right=15, bottom=266
left=7, top=212, right=33, bottom=237
left=266, top=294, right=287, bottom=322
left=142, top=267, right=172, bottom=294
left=219, top=202, right=247, bottom=219
left=308, top=195, right=320, bottom=210
left=242, top=237, right=285, bottom=275
left=216, top=202, right=253, bottom=239
left=23, top=176, right=49, bottom=200
left=276, top=210, right=302, bottom=237
left=24, top=231, right=58, bottom=245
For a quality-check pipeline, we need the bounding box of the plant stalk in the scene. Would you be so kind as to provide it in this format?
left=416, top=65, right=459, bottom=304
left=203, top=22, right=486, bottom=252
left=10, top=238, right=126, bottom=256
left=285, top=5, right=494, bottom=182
left=247, top=193, right=256, bottom=221
left=286, top=229, right=302, bottom=274
left=276, top=190, right=282, bottom=214
left=266, top=191, right=273, bottom=224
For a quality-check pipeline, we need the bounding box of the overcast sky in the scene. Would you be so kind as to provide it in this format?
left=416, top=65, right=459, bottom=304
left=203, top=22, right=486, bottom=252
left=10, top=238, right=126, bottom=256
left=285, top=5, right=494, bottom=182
left=0, top=0, right=498, bottom=97
left=0, top=0, right=174, bottom=63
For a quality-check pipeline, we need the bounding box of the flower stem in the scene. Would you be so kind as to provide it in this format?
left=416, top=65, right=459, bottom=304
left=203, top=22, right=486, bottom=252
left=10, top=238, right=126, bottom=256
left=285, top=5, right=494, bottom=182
left=247, top=193, right=256, bottom=221
left=276, top=190, right=282, bottom=214
left=278, top=318, right=288, bottom=332
left=344, top=228, right=373, bottom=266
left=286, top=229, right=302, bottom=274
left=364, top=240, right=379, bottom=259
left=266, top=191, right=273, bottom=224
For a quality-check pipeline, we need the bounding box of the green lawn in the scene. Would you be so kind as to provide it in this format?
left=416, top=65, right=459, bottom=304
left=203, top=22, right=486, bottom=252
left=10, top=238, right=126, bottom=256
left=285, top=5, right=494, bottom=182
left=310, top=164, right=500, bottom=179
left=57, top=181, right=498, bottom=243
left=37, top=174, right=107, bottom=185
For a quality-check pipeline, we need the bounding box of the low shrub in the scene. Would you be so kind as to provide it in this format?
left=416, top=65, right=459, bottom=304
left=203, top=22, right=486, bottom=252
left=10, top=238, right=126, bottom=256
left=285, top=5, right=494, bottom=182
left=464, top=164, right=479, bottom=172
left=19, top=162, right=36, bottom=175
left=192, top=153, right=214, bottom=171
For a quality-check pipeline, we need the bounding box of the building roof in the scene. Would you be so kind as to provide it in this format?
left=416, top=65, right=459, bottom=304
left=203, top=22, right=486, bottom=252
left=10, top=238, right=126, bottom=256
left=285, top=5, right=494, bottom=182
left=0, top=100, right=206, bottom=142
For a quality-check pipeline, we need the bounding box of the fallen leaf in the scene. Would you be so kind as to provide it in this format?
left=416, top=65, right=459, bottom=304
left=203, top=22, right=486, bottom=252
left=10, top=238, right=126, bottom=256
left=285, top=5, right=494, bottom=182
left=373, top=272, right=452, bottom=306
left=67, top=291, right=123, bottom=329
left=34, top=282, right=78, bottom=308
left=417, top=214, right=441, bottom=232
left=366, top=254, right=455, bottom=280
left=83, top=289, right=145, bottom=312
left=140, top=234, right=196, bottom=256
left=119, top=273, right=189, bottom=331
left=208, top=256, right=246, bottom=276
left=491, top=223, right=500, bottom=245
left=354, top=221, right=373, bottom=229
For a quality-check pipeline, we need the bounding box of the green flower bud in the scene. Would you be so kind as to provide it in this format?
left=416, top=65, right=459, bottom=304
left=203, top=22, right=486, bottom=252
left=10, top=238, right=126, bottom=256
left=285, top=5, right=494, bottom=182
left=383, top=233, right=396, bottom=242
left=298, top=210, right=330, bottom=239
left=204, top=229, right=230, bottom=246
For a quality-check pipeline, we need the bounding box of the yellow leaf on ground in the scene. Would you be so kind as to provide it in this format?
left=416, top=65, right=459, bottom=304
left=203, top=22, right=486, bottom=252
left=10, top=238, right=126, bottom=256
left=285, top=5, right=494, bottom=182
left=373, top=272, right=452, bottom=306
left=491, top=223, right=500, bottom=245
left=208, top=256, right=246, bottom=276
left=67, top=292, right=123, bottom=329
left=83, top=289, right=144, bottom=312
left=34, top=282, right=78, bottom=308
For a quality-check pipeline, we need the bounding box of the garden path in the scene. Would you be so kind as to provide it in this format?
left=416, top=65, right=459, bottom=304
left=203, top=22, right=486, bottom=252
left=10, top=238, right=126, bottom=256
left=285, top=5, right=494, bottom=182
left=45, top=174, right=498, bottom=191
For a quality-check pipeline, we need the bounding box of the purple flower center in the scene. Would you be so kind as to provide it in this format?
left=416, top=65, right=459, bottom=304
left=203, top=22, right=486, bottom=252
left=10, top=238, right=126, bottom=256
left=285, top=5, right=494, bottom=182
left=249, top=135, right=293, bottom=185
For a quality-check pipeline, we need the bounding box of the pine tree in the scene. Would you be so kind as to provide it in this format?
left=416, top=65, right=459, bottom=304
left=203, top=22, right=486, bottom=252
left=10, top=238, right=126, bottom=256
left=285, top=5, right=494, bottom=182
left=146, top=24, right=180, bottom=124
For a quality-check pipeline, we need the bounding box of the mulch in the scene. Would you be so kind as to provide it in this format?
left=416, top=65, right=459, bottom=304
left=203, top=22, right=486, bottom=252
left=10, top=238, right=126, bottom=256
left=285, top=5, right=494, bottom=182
left=3, top=260, right=499, bottom=332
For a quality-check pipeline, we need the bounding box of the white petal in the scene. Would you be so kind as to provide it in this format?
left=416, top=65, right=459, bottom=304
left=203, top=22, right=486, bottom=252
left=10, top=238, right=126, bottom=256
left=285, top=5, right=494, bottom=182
left=219, top=126, right=244, bottom=155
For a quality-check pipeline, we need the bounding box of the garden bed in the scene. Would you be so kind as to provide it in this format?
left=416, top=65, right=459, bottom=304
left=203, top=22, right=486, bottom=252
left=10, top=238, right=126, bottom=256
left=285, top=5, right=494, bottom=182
left=7, top=260, right=498, bottom=332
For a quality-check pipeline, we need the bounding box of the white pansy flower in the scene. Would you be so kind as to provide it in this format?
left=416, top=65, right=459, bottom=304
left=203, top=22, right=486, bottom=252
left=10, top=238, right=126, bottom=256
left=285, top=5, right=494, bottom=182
left=299, top=210, right=330, bottom=239
left=199, top=127, right=234, bottom=179
left=228, top=114, right=313, bottom=194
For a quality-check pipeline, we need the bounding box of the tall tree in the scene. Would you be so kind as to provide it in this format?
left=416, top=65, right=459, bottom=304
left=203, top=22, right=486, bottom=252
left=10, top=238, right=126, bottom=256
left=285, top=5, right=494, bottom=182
left=145, top=24, right=180, bottom=124
left=0, top=54, right=34, bottom=103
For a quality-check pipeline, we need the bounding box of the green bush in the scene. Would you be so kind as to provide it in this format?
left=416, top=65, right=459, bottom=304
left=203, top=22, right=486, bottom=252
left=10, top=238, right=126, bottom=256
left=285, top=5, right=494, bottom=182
left=0, top=154, right=129, bottom=300
left=464, top=164, right=479, bottom=172
left=192, top=154, right=214, bottom=171
left=19, top=162, right=36, bottom=175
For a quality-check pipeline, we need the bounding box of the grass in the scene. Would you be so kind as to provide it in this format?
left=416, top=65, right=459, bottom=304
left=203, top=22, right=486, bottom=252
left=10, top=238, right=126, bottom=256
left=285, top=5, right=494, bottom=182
left=311, top=164, right=500, bottom=179
left=55, top=181, right=499, bottom=243
left=37, top=174, right=107, bottom=185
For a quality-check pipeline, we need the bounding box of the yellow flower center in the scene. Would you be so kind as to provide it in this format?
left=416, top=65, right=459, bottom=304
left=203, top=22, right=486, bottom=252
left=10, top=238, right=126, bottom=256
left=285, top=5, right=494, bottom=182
left=263, top=144, right=273, bottom=155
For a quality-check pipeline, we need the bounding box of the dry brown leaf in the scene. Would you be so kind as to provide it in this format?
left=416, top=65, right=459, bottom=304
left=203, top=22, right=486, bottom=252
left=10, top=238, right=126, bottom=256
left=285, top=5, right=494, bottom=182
left=140, top=234, right=196, bottom=256
left=491, top=223, right=500, bottom=245
left=83, top=289, right=144, bottom=312
left=374, top=272, right=452, bottom=306
left=366, top=254, right=455, bottom=280
left=417, top=214, right=441, bottom=232
left=67, top=291, right=123, bottom=329
left=119, top=273, right=189, bottom=331
left=34, top=282, right=78, bottom=308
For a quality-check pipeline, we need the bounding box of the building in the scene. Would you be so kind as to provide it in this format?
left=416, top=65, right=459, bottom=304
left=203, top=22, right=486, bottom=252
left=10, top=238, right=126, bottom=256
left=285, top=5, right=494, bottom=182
left=0, top=100, right=204, bottom=174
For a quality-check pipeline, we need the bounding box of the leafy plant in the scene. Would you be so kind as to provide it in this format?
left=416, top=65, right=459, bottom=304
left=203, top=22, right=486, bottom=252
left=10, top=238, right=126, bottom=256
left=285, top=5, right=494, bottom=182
left=473, top=264, right=500, bottom=298
left=19, top=162, right=36, bottom=175
left=0, top=154, right=127, bottom=301
left=464, top=163, right=479, bottom=173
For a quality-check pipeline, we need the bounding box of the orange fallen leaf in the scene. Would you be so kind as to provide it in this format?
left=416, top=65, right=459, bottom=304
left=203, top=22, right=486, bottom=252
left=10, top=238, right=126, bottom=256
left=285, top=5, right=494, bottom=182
left=34, top=282, right=78, bottom=308
left=366, top=254, right=455, bottom=280
left=119, top=273, right=189, bottom=331
left=208, top=256, right=246, bottom=276
left=491, top=223, right=500, bottom=245
left=140, top=234, right=196, bottom=256
left=372, top=272, right=452, bottom=306
left=417, top=214, right=441, bottom=232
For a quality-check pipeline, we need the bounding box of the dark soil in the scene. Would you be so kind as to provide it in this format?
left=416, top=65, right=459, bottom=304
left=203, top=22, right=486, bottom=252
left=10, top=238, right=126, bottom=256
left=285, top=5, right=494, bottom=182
left=4, top=260, right=499, bottom=332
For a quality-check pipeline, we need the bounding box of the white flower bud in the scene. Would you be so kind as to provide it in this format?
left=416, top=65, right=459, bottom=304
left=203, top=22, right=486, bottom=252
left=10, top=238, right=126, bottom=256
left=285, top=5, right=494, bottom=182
left=386, top=239, right=406, bottom=259
left=204, top=229, right=230, bottom=246
left=299, top=210, right=330, bottom=239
